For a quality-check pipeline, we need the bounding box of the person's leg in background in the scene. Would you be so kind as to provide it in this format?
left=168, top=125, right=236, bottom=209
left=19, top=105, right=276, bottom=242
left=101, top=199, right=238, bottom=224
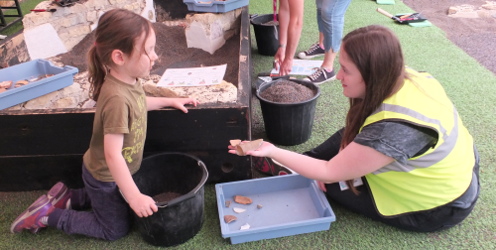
left=320, top=0, right=351, bottom=71
left=298, top=0, right=326, bottom=60
left=304, top=0, right=352, bottom=84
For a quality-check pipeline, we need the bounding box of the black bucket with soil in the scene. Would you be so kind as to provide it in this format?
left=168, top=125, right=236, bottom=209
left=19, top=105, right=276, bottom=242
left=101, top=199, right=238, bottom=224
left=250, top=14, right=279, bottom=56
left=131, top=152, right=209, bottom=247
left=256, top=79, right=320, bottom=146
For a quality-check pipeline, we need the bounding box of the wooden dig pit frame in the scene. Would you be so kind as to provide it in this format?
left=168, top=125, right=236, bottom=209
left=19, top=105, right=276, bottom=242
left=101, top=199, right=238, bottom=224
left=0, top=7, right=253, bottom=191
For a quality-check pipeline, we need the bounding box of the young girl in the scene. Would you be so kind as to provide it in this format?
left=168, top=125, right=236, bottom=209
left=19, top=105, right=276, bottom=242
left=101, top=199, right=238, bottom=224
left=235, top=25, right=479, bottom=232
left=11, top=9, right=198, bottom=240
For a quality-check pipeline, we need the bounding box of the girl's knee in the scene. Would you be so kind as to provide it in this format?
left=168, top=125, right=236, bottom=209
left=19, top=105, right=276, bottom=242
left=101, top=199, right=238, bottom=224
left=103, top=222, right=130, bottom=241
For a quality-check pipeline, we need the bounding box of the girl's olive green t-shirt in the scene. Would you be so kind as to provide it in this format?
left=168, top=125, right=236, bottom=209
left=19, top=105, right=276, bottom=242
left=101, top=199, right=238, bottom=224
left=83, top=75, right=147, bottom=182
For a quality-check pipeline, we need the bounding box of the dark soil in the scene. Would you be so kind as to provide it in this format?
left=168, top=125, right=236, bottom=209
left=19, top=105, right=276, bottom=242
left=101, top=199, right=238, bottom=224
left=264, top=20, right=279, bottom=26
left=152, top=191, right=182, bottom=203
left=260, top=80, right=316, bottom=103
left=55, top=22, right=241, bottom=85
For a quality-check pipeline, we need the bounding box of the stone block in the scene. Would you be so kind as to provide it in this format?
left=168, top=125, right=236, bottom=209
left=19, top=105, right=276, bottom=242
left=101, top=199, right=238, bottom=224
left=184, top=10, right=241, bottom=54
left=144, top=79, right=238, bottom=104
left=482, top=1, right=496, bottom=10
left=142, top=0, right=156, bottom=22
left=85, top=0, right=108, bottom=10
left=19, top=0, right=152, bottom=61
left=185, top=20, right=226, bottom=55
left=0, top=34, right=29, bottom=67
left=23, top=13, right=53, bottom=29
left=86, top=10, right=99, bottom=23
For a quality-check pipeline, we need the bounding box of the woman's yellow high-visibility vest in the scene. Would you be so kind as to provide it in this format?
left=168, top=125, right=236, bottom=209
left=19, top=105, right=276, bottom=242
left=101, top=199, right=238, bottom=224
left=362, top=68, right=475, bottom=217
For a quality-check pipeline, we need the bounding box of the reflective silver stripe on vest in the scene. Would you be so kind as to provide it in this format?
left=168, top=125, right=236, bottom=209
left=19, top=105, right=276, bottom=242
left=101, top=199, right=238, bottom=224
left=371, top=103, right=459, bottom=174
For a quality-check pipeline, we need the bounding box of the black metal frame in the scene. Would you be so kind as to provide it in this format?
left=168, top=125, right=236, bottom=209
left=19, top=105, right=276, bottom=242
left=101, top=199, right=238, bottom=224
left=0, top=0, right=23, bottom=31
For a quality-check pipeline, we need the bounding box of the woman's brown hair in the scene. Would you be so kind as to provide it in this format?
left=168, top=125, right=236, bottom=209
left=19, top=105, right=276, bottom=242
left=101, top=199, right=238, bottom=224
left=87, top=8, right=153, bottom=101
left=340, top=25, right=406, bottom=193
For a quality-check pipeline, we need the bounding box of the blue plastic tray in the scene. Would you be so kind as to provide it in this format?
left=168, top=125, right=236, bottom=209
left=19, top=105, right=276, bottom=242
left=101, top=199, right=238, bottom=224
left=215, top=174, right=335, bottom=244
left=183, top=0, right=249, bottom=13
left=0, top=59, right=78, bottom=110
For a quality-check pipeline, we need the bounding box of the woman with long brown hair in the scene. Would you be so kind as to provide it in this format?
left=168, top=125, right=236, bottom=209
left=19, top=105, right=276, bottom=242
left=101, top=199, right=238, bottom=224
left=232, top=25, right=479, bottom=232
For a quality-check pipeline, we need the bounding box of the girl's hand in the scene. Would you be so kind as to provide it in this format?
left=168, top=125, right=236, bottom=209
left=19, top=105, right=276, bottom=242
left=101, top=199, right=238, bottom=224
left=171, top=97, right=199, bottom=113
left=129, top=193, right=159, bottom=218
left=146, top=96, right=199, bottom=111
left=228, top=141, right=277, bottom=158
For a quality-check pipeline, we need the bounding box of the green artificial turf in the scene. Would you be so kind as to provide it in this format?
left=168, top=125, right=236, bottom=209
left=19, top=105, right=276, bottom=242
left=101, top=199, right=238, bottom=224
left=1, top=0, right=495, bottom=249
left=0, top=0, right=43, bottom=36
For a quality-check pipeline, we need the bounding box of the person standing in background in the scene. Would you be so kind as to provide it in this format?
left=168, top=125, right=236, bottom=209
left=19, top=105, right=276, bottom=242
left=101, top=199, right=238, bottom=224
left=273, top=0, right=304, bottom=76
left=299, top=0, right=352, bottom=85
left=274, top=0, right=351, bottom=85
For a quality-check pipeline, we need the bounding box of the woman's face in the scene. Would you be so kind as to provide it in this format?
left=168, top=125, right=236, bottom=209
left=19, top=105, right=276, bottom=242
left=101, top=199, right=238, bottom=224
left=336, top=48, right=366, bottom=99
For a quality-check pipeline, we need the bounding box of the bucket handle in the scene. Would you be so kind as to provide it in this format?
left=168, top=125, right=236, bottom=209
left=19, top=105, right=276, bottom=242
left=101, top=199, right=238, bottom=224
left=249, top=14, right=259, bottom=24
left=156, top=160, right=209, bottom=208
left=256, top=75, right=290, bottom=92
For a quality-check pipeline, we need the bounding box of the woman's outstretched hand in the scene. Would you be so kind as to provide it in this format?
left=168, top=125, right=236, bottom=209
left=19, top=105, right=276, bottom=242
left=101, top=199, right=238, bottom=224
left=228, top=140, right=277, bottom=158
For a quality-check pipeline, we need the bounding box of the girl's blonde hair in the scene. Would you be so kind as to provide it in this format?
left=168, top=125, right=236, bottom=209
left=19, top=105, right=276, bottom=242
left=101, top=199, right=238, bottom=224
left=340, top=25, right=406, bottom=194
left=87, top=8, right=153, bottom=101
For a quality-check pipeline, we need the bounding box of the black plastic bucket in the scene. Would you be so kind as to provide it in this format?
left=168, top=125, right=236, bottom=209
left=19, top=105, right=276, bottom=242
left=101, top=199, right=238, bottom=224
left=132, top=152, right=209, bottom=247
left=256, top=79, right=320, bottom=146
left=250, top=14, right=279, bottom=56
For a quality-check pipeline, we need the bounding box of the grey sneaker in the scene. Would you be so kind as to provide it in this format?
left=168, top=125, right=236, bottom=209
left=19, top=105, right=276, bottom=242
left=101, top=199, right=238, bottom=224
left=298, top=43, right=325, bottom=59
left=303, top=67, right=336, bottom=85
